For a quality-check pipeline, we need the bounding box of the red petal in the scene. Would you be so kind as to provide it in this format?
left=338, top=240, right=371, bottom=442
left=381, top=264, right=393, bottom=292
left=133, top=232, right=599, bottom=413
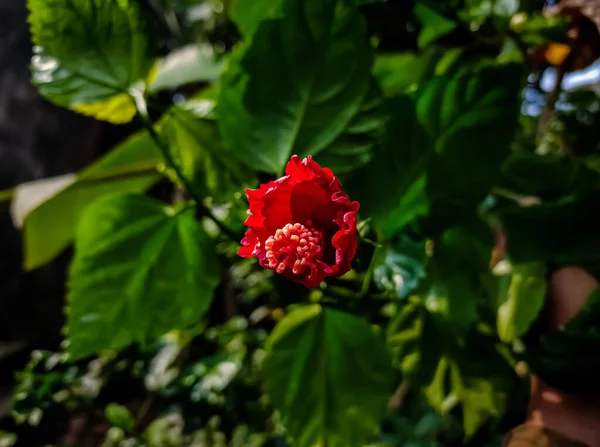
left=261, top=177, right=293, bottom=233
left=290, top=180, right=335, bottom=227
left=239, top=155, right=360, bottom=288
left=238, top=229, right=260, bottom=258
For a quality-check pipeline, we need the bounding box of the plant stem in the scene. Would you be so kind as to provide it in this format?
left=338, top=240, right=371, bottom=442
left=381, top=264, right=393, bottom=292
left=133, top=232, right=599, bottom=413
left=537, top=63, right=566, bottom=142
left=134, top=94, right=238, bottom=240
left=359, top=245, right=383, bottom=298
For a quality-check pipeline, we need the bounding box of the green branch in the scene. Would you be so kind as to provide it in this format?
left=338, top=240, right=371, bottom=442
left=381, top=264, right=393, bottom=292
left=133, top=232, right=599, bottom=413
left=133, top=90, right=238, bottom=240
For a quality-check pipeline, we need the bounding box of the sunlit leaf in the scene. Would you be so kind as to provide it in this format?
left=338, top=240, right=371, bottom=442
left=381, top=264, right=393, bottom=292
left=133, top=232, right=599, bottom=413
left=28, top=0, right=153, bottom=123
left=148, top=44, right=226, bottom=92
left=496, top=262, right=547, bottom=343
left=22, top=132, right=161, bottom=271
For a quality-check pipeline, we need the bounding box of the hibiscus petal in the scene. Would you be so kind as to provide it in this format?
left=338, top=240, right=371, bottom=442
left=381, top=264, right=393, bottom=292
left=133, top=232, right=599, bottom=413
left=238, top=229, right=260, bottom=258
left=261, top=177, right=294, bottom=233
left=289, top=180, right=334, bottom=227
left=239, top=155, right=359, bottom=288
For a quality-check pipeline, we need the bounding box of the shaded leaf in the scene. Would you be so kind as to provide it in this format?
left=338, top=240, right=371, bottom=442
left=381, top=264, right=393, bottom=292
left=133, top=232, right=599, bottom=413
left=388, top=300, right=515, bottom=437
left=415, top=2, right=457, bottom=48
left=313, top=80, right=383, bottom=177
left=352, top=65, right=521, bottom=240
left=231, top=0, right=283, bottom=38
left=374, top=235, right=427, bottom=299
left=498, top=195, right=600, bottom=273
left=67, top=195, right=219, bottom=360
left=158, top=103, right=252, bottom=202
left=425, top=223, right=493, bottom=334
left=264, top=305, right=392, bottom=447
left=218, top=0, right=374, bottom=173
left=524, top=289, right=600, bottom=397
left=500, top=151, right=600, bottom=198
left=387, top=299, right=442, bottom=386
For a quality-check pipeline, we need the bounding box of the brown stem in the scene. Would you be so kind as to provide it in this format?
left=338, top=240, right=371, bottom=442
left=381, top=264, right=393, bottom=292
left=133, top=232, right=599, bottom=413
left=537, top=64, right=566, bottom=142
left=388, top=382, right=410, bottom=410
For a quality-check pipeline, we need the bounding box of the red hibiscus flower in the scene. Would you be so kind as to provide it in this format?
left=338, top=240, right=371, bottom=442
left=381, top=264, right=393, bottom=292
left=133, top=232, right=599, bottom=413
left=238, top=155, right=360, bottom=288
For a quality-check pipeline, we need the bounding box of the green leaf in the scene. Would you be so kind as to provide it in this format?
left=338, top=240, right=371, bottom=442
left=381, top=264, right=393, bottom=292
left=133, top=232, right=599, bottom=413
left=313, top=80, right=383, bottom=177
left=352, top=65, right=521, bottom=240
left=218, top=0, right=374, bottom=173
left=105, top=403, right=136, bottom=432
left=387, top=299, right=442, bottom=386
left=415, top=3, right=457, bottom=48
left=462, top=0, right=519, bottom=25
left=423, top=331, right=513, bottom=438
left=524, top=289, right=600, bottom=397
left=28, top=0, right=153, bottom=123
left=388, top=300, right=515, bottom=437
left=264, top=305, right=392, bottom=447
left=373, top=53, right=425, bottom=96
left=496, top=262, right=547, bottom=343
left=498, top=195, right=600, bottom=271
left=22, top=132, right=162, bottom=271
left=500, top=151, right=600, bottom=198
left=452, top=366, right=510, bottom=439
left=372, top=47, right=470, bottom=97
left=148, top=44, right=226, bottom=92
left=66, top=194, right=219, bottom=360
left=158, top=103, right=252, bottom=202
left=425, top=223, right=493, bottom=333
left=231, top=0, right=283, bottom=38
left=512, top=14, right=570, bottom=45
left=374, top=235, right=426, bottom=299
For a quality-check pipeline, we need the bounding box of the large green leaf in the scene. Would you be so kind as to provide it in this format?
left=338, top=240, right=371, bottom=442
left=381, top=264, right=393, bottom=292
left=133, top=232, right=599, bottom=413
left=218, top=0, right=374, bottom=173
left=28, top=0, right=154, bottom=123
left=158, top=103, right=252, bottom=202
left=352, top=65, right=521, bottom=240
left=313, top=80, right=384, bottom=177
left=22, top=132, right=162, bottom=271
left=67, top=194, right=219, bottom=360
left=496, top=262, right=547, bottom=343
left=264, top=305, right=392, bottom=447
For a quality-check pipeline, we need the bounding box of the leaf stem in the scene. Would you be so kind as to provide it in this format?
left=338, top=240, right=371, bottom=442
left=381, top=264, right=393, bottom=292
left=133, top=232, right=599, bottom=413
left=134, top=91, right=238, bottom=240
left=359, top=245, right=383, bottom=298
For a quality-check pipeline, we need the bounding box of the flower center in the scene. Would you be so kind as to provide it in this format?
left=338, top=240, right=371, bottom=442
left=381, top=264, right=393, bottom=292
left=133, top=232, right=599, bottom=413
left=264, top=222, right=323, bottom=275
